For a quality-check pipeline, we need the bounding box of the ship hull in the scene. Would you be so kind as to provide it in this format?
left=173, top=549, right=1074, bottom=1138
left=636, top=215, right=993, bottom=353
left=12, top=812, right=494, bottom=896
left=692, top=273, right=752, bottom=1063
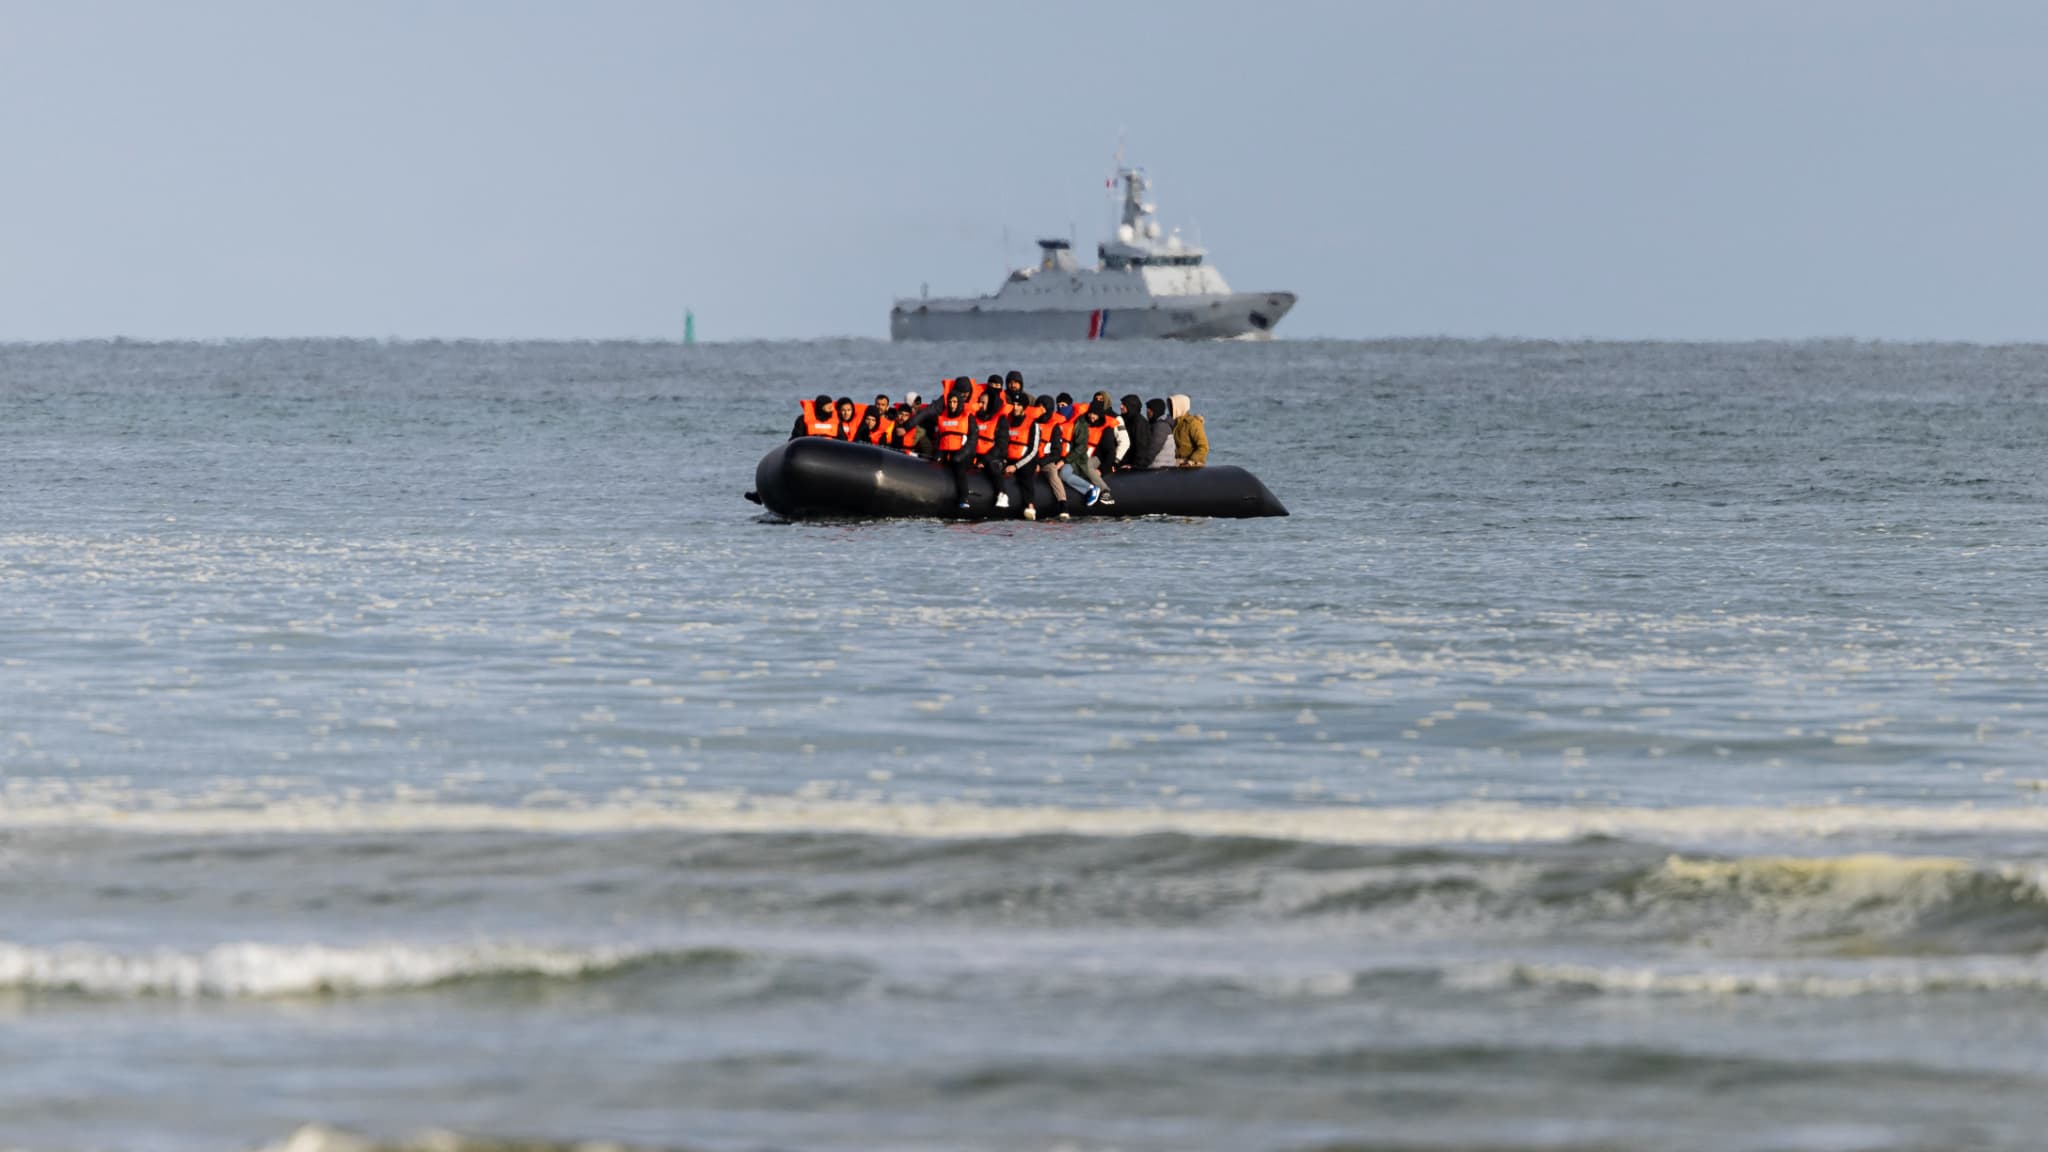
left=890, top=292, right=1295, bottom=342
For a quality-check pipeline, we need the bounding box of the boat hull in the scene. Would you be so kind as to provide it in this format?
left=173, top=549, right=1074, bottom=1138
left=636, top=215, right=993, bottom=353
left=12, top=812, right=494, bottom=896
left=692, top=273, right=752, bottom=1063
left=889, top=292, right=1296, bottom=342
left=751, top=438, right=1288, bottom=521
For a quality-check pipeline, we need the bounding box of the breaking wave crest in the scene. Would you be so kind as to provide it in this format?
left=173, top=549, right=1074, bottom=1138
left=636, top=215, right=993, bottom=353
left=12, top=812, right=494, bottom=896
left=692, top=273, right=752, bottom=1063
left=257, top=1124, right=691, bottom=1152
left=1280, top=850, right=2048, bottom=955
left=0, top=940, right=761, bottom=1000
left=9, top=851, right=2046, bottom=1003
left=1451, top=957, right=2048, bottom=998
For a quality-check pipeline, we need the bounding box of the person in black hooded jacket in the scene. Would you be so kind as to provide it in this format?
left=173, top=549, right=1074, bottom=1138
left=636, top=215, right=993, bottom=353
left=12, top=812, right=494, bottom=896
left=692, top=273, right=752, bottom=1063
left=1116, top=393, right=1153, bottom=473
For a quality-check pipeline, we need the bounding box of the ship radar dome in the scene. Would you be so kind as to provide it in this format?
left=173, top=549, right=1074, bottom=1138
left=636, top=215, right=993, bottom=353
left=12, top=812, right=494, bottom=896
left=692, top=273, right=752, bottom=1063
left=1117, top=224, right=1136, bottom=244
left=1144, top=221, right=1162, bottom=240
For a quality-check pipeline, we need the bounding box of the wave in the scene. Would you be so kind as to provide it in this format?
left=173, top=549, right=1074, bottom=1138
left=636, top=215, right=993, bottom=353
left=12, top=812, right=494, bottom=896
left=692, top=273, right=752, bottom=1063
left=1294, top=850, right=2048, bottom=953
left=11, top=794, right=2048, bottom=847
left=257, top=1124, right=689, bottom=1152
left=12, top=809, right=2048, bottom=957
left=1450, top=956, right=2048, bottom=998
left=0, top=940, right=786, bottom=1000
left=7, top=921, right=2044, bottom=1009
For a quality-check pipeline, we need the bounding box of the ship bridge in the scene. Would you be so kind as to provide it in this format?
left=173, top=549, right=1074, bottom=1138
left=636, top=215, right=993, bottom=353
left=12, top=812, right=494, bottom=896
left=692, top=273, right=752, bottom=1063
left=1093, top=167, right=1226, bottom=291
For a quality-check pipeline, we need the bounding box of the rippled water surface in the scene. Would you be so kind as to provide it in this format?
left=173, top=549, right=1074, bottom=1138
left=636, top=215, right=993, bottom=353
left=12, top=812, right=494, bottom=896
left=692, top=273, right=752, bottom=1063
left=3, top=339, right=2048, bottom=1151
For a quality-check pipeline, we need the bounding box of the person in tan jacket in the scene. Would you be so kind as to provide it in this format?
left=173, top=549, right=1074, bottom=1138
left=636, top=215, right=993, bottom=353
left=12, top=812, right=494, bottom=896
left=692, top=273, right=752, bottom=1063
left=1169, top=394, right=1208, bottom=467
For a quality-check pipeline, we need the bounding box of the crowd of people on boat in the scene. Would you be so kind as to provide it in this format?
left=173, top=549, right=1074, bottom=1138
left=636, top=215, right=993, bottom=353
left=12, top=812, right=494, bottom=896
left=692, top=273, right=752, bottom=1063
left=787, top=371, right=1209, bottom=520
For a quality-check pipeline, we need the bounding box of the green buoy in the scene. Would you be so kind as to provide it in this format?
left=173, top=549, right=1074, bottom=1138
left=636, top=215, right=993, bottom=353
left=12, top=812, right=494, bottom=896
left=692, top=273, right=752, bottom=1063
left=684, top=309, right=696, bottom=345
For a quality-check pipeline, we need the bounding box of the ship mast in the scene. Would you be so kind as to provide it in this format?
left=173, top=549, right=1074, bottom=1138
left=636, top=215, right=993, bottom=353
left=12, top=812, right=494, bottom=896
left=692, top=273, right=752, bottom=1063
left=1119, top=168, right=1152, bottom=234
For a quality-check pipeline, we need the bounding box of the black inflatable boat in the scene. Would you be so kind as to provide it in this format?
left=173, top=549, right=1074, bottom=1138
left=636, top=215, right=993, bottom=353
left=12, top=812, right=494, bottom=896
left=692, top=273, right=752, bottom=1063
left=748, top=438, right=1288, bottom=521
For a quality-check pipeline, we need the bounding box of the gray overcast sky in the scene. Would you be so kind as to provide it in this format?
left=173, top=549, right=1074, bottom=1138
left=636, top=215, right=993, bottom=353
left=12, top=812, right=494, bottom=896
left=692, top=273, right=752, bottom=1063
left=3, top=1, right=2045, bottom=341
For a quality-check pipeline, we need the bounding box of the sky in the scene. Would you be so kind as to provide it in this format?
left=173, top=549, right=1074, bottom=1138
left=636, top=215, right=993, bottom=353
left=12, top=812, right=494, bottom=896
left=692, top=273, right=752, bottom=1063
left=3, top=0, right=2046, bottom=342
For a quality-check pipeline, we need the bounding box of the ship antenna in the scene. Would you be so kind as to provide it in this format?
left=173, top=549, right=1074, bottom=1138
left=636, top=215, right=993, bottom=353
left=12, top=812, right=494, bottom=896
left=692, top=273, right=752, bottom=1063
left=1107, top=132, right=1126, bottom=237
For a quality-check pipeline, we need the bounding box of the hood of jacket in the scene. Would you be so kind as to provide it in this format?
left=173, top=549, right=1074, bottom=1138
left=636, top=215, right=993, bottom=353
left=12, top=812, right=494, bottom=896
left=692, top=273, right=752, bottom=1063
left=1169, top=394, right=1191, bottom=420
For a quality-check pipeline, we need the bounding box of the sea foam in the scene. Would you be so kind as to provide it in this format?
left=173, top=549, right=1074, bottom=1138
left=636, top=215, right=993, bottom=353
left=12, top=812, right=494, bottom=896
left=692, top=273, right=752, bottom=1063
left=0, top=940, right=667, bottom=999
left=6, top=794, right=2048, bottom=848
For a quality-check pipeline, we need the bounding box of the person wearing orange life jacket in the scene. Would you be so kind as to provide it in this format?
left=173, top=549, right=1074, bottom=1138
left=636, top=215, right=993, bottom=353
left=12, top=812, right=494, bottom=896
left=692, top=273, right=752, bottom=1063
left=1088, top=391, right=1130, bottom=470
left=790, top=393, right=840, bottom=440
left=1028, top=393, right=1072, bottom=519
left=977, top=389, right=1041, bottom=518
left=930, top=385, right=978, bottom=513
left=1059, top=394, right=1118, bottom=508
left=969, top=390, right=1003, bottom=456
left=863, top=396, right=895, bottom=444
left=942, top=375, right=981, bottom=412
left=1002, top=380, right=1031, bottom=421
left=831, top=397, right=865, bottom=440
left=853, top=406, right=888, bottom=448
left=966, top=390, right=1015, bottom=512
left=962, top=385, right=1024, bottom=510
left=890, top=404, right=925, bottom=456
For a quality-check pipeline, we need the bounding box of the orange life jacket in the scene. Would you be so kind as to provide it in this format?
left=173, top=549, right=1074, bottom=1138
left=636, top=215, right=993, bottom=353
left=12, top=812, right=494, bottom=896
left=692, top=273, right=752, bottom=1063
left=1003, top=416, right=1037, bottom=462
left=832, top=404, right=868, bottom=440
left=945, top=379, right=985, bottom=412
left=1083, top=413, right=1118, bottom=451
left=972, top=412, right=1001, bottom=457
left=800, top=400, right=840, bottom=438
left=1039, top=413, right=1069, bottom=461
left=895, top=422, right=922, bottom=454
left=935, top=409, right=973, bottom=453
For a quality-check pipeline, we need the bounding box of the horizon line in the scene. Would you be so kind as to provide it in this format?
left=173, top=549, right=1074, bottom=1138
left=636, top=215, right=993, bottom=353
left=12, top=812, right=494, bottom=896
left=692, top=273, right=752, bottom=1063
left=6, top=334, right=2048, bottom=349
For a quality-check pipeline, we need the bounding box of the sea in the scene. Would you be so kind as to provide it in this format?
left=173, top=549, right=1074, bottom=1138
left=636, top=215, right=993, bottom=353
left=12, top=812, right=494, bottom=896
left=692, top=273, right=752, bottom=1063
left=3, top=337, right=2047, bottom=1152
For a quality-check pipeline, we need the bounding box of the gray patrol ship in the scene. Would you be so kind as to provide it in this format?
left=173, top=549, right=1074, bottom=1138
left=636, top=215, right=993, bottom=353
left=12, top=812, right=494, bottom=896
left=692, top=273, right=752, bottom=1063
left=890, top=166, right=1296, bottom=342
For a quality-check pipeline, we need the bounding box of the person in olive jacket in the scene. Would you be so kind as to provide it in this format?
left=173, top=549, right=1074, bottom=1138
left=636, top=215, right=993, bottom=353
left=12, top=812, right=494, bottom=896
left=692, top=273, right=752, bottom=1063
left=1170, top=394, right=1208, bottom=467
left=1062, top=397, right=1119, bottom=507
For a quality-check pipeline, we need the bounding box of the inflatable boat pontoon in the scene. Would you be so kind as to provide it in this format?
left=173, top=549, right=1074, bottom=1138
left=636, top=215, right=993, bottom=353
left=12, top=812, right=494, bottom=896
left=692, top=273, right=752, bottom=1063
left=747, top=438, right=1288, bottom=521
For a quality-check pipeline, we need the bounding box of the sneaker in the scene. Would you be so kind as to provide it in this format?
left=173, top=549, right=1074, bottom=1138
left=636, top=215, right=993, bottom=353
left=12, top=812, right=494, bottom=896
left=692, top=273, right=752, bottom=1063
left=1022, top=505, right=1037, bottom=521
left=1058, top=511, right=1071, bottom=521
left=1085, top=488, right=1101, bottom=508
left=994, top=493, right=1010, bottom=509
left=1099, top=492, right=1116, bottom=507
left=957, top=501, right=970, bottom=511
